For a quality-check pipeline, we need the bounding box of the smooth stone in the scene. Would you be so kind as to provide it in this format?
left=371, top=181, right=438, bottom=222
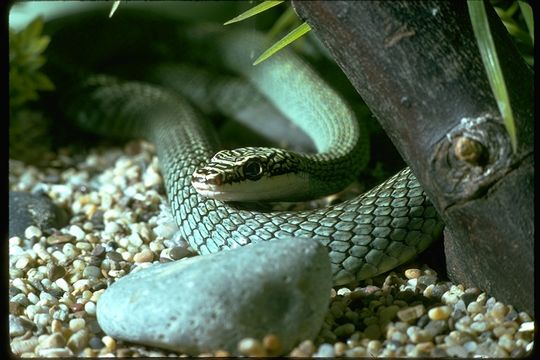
left=9, top=191, right=68, bottom=238
left=97, top=238, right=332, bottom=355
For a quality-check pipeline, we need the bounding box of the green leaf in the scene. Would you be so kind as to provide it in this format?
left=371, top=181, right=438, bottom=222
left=224, top=1, right=284, bottom=25
left=518, top=1, right=534, bottom=42
left=468, top=0, right=517, bottom=153
left=109, top=1, right=121, bottom=18
left=253, top=21, right=311, bottom=65
left=33, top=72, right=55, bottom=91
left=22, top=17, right=44, bottom=42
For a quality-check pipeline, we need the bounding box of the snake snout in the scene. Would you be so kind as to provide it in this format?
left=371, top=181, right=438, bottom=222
left=191, top=171, right=223, bottom=186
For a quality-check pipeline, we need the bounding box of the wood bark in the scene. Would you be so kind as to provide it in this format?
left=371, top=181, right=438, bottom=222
left=292, top=1, right=534, bottom=314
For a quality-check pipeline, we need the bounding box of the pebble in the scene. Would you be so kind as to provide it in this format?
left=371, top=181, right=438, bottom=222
left=39, top=332, right=66, bottom=349
left=313, top=343, right=335, bottom=357
left=47, top=264, right=66, bottom=281
left=428, top=305, right=451, bottom=320
left=38, top=348, right=73, bottom=357
left=102, top=336, right=116, bottom=352
left=237, top=338, right=266, bottom=357
left=133, top=249, right=154, bottom=263
left=68, top=225, right=86, bottom=241
left=67, top=329, right=89, bottom=353
left=9, top=138, right=535, bottom=357
left=82, top=265, right=101, bottom=279
left=9, top=191, right=67, bottom=238
left=519, top=321, right=534, bottom=332
left=9, top=315, right=33, bottom=337
left=84, top=301, right=97, bottom=316
left=96, top=238, right=332, bottom=355
left=363, top=324, right=381, bottom=339
left=69, top=318, right=86, bottom=332
left=404, top=268, right=421, bottom=279
left=105, top=251, right=123, bottom=262
left=397, top=304, right=425, bottom=322
left=24, top=225, right=42, bottom=239
left=262, top=334, right=282, bottom=355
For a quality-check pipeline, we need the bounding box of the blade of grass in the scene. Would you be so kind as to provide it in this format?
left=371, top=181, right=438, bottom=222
left=518, top=1, right=534, bottom=43
left=468, top=0, right=518, bottom=153
left=253, top=21, right=311, bottom=65
left=109, top=1, right=121, bottom=18
left=224, top=1, right=284, bottom=25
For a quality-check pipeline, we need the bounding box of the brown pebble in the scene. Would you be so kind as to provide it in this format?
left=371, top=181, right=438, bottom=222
left=133, top=249, right=154, bottom=263
left=47, top=264, right=66, bottom=281
left=46, top=234, right=75, bottom=245
left=92, top=245, right=106, bottom=258
left=397, top=304, right=426, bottom=322
left=334, top=341, right=348, bottom=356
left=169, top=246, right=194, bottom=260
left=263, top=334, right=282, bottom=355
left=70, top=303, right=84, bottom=313
left=40, top=332, right=66, bottom=349
left=67, top=329, right=89, bottom=353
left=9, top=301, right=22, bottom=315
left=105, top=251, right=123, bottom=262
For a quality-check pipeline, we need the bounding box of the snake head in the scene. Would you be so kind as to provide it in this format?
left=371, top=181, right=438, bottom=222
left=191, top=147, right=304, bottom=202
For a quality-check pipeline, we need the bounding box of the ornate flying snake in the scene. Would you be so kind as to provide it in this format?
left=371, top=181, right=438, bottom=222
left=43, top=10, right=444, bottom=285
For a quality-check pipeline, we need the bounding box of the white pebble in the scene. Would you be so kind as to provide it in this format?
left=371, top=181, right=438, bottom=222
left=55, top=278, right=70, bottom=292
left=69, top=225, right=85, bottom=241
left=73, top=279, right=90, bottom=290
left=337, top=288, right=352, bottom=296
left=104, top=222, right=121, bottom=234
left=519, top=321, right=534, bottom=332
left=15, top=256, right=31, bottom=270
left=34, top=313, right=50, bottom=328
left=84, top=301, right=97, bottom=316
left=25, top=225, right=42, bottom=239
left=69, top=318, right=86, bottom=332
left=9, top=237, right=22, bottom=246
left=27, top=292, right=39, bottom=304
left=129, top=232, right=143, bottom=247
left=51, top=251, right=68, bottom=265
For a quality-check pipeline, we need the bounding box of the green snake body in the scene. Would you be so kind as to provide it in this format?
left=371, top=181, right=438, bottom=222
left=45, top=11, right=443, bottom=285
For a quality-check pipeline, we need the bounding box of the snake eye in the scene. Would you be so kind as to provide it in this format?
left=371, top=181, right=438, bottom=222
left=243, top=160, right=263, bottom=181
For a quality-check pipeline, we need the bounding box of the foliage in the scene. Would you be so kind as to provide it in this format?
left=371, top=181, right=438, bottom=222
left=9, top=16, right=55, bottom=111
left=469, top=0, right=519, bottom=153
left=224, top=1, right=311, bottom=66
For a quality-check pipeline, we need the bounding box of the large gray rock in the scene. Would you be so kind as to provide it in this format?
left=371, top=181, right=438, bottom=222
left=9, top=191, right=68, bottom=238
left=97, top=238, right=332, bottom=355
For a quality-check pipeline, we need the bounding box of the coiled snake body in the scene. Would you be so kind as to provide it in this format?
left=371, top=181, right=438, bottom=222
left=44, top=10, right=443, bottom=285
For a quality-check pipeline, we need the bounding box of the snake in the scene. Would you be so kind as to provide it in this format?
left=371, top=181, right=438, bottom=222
left=41, top=9, right=444, bottom=286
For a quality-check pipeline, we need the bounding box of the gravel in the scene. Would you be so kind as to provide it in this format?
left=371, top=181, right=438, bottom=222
left=9, top=140, right=535, bottom=357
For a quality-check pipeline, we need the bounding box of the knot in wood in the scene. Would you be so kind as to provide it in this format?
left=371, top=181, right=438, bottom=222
left=430, top=114, right=513, bottom=207
left=453, top=136, right=487, bottom=166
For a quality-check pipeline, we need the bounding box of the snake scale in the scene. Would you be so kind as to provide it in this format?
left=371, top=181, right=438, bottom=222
left=43, top=9, right=444, bottom=285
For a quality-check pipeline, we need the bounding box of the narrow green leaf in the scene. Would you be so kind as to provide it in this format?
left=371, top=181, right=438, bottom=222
left=253, top=22, right=311, bottom=65
left=109, top=1, right=121, bottom=18
left=518, top=1, right=534, bottom=42
left=468, top=1, right=517, bottom=153
left=224, top=1, right=284, bottom=25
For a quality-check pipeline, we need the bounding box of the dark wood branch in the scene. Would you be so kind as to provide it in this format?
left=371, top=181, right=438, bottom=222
left=292, top=1, right=533, bottom=314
